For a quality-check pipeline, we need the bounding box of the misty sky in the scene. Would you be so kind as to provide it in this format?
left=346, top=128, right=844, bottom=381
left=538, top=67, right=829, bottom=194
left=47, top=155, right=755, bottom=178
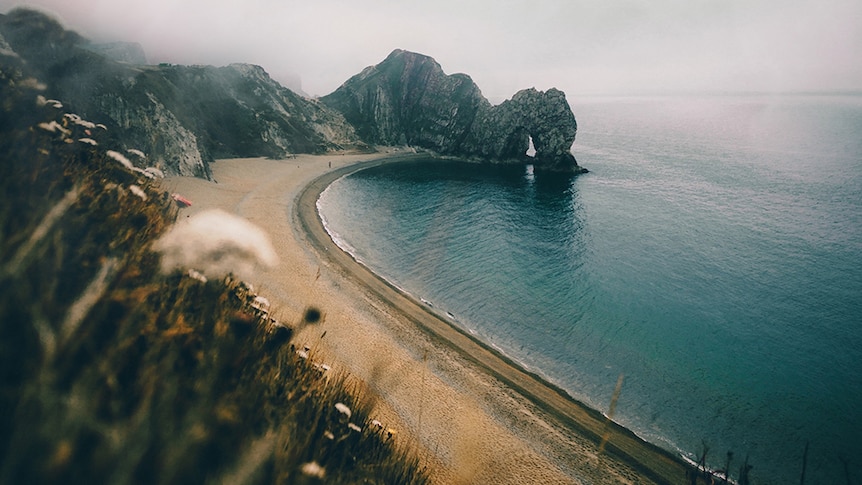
left=3, top=0, right=861, bottom=100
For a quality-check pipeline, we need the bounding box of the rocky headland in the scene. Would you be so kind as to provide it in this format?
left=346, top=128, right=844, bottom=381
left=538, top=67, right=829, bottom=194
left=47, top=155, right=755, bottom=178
left=322, top=49, right=586, bottom=173
left=1, top=9, right=586, bottom=179
left=0, top=8, right=364, bottom=179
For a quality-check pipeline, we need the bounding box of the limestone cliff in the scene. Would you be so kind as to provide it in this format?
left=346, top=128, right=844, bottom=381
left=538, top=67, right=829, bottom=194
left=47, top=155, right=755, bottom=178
left=321, top=49, right=488, bottom=153
left=322, top=49, right=585, bottom=173
left=0, top=8, right=365, bottom=179
left=2, top=9, right=584, bottom=178
left=464, top=87, right=582, bottom=172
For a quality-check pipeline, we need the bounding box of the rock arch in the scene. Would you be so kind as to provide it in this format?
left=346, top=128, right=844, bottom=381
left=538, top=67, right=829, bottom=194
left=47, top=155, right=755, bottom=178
left=322, top=50, right=586, bottom=174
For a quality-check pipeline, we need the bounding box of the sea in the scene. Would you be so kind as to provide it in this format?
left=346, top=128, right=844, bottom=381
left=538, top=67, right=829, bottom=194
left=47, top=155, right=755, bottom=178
left=317, top=94, right=862, bottom=484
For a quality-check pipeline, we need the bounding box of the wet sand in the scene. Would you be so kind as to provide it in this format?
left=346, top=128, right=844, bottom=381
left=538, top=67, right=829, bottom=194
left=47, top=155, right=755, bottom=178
left=167, top=152, right=691, bottom=484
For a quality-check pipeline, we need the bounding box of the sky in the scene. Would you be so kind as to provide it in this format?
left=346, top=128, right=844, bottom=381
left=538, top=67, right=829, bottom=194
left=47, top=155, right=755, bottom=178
left=2, top=0, right=861, bottom=100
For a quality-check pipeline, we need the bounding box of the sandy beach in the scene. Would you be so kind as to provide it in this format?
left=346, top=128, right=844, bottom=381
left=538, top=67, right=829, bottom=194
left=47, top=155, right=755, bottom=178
left=167, top=152, right=690, bottom=485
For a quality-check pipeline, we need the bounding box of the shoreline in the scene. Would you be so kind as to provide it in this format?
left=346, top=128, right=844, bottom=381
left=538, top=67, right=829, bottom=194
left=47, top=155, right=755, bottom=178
left=296, top=154, right=692, bottom=484
left=169, top=152, right=692, bottom=484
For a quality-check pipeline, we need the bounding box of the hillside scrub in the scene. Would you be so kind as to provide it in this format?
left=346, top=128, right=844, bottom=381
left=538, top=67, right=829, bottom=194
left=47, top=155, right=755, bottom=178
left=0, top=62, right=427, bottom=484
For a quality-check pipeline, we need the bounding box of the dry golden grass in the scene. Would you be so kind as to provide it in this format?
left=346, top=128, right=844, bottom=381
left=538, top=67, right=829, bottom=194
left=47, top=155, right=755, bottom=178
left=0, top=74, right=427, bottom=484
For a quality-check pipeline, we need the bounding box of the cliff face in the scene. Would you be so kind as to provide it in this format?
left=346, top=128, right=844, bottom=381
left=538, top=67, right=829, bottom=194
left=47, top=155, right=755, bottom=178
left=459, top=88, right=580, bottom=172
left=2, top=9, right=584, bottom=178
left=321, top=49, right=489, bottom=153
left=0, top=8, right=364, bottom=179
left=322, top=49, right=584, bottom=173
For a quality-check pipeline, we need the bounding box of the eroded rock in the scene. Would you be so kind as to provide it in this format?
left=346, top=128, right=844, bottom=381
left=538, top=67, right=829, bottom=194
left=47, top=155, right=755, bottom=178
left=322, top=49, right=585, bottom=174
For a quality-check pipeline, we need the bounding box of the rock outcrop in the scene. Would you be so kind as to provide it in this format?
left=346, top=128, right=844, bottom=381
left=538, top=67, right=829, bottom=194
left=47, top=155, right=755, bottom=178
left=321, top=49, right=487, bottom=153
left=0, top=8, right=365, bottom=179
left=322, top=49, right=585, bottom=173
left=460, top=87, right=582, bottom=172
left=1, top=9, right=585, bottom=179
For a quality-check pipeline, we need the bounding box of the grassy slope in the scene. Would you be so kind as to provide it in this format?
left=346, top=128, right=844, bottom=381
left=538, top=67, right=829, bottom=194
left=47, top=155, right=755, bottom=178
left=0, top=60, right=427, bottom=485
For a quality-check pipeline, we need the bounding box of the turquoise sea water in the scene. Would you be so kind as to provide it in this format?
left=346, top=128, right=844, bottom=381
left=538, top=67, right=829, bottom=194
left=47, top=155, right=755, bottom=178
left=317, top=94, right=862, bottom=483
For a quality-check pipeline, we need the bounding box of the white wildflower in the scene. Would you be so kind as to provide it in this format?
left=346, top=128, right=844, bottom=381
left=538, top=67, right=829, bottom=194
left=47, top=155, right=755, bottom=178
left=127, top=148, right=146, bottom=159
left=347, top=423, right=362, bottom=433
left=128, top=185, right=147, bottom=201
left=187, top=269, right=208, bottom=283
left=153, top=209, right=278, bottom=280
left=78, top=138, right=98, bottom=146
left=250, top=295, right=270, bottom=310
left=63, top=113, right=95, bottom=129
left=64, top=113, right=94, bottom=128
left=334, top=403, right=351, bottom=419
left=144, top=167, right=164, bottom=179
left=107, top=150, right=159, bottom=179
left=137, top=168, right=156, bottom=179
left=300, top=461, right=325, bottom=479
left=37, top=121, right=70, bottom=135
left=106, top=150, right=134, bottom=170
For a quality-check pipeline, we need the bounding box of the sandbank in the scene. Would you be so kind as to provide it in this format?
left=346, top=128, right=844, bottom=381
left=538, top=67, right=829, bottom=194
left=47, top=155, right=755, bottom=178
left=167, top=152, right=690, bottom=484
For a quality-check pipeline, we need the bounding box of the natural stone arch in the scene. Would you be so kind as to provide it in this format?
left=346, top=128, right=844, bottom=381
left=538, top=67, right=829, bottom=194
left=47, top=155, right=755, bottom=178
left=464, top=87, right=581, bottom=172
left=322, top=50, right=586, bottom=174
left=526, top=135, right=537, bottom=158
left=500, top=126, right=532, bottom=161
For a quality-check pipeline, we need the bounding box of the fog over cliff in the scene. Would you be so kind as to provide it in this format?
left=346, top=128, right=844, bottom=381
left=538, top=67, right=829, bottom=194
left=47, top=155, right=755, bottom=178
left=1, top=0, right=860, bottom=98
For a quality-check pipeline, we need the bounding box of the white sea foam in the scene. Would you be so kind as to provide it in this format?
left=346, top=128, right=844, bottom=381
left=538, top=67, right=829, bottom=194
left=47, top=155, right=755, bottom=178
left=317, top=190, right=360, bottom=258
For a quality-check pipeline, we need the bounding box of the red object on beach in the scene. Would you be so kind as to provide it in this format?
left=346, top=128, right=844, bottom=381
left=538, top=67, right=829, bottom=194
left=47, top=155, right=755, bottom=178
left=171, top=193, right=192, bottom=207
